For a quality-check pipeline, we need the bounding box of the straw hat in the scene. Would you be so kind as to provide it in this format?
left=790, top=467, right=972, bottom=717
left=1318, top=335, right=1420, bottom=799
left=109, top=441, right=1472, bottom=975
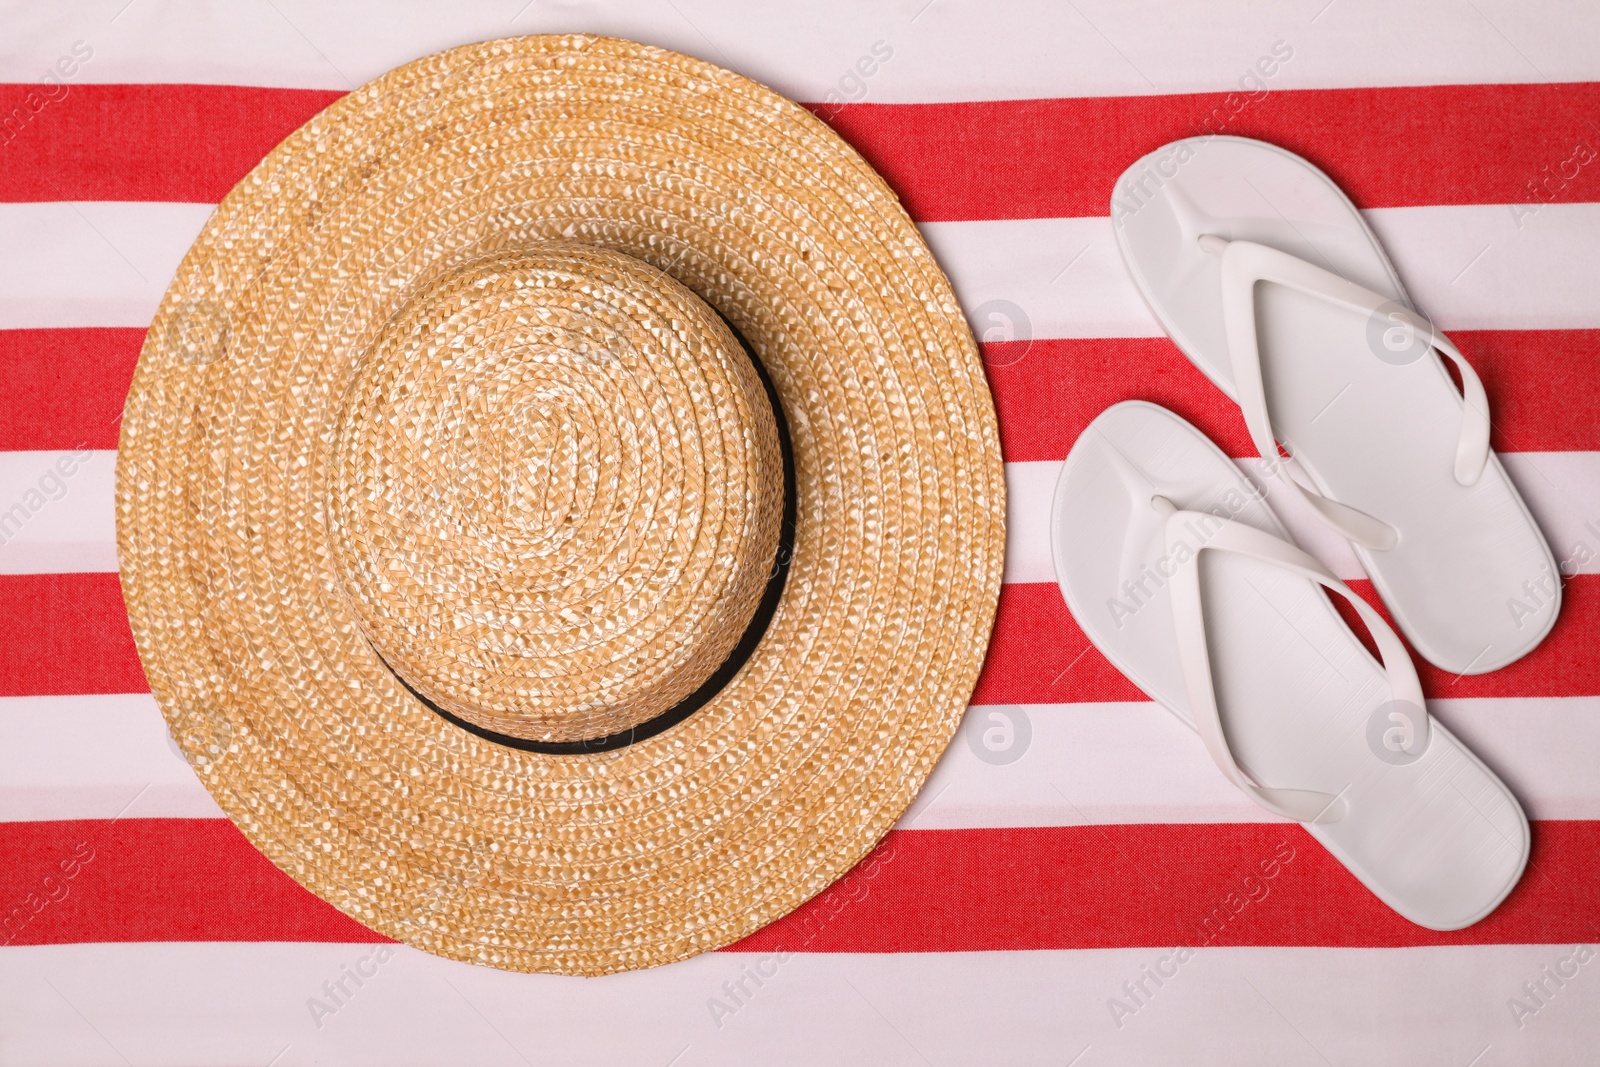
left=116, top=34, right=1004, bottom=975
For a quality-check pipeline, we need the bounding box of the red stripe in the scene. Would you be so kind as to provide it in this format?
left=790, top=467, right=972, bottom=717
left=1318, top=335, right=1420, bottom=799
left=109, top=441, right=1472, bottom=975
left=972, top=582, right=1147, bottom=706
left=972, top=575, right=1600, bottom=706
left=0, top=329, right=143, bottom=451
left=0, top=84, right=343, bottom=204
left=4, top=572, right=1597, bottom=701
left=0, top=574, right=145, bottom=696
left=986, top=336, right=1251, bottom=463
left=735, top=820, right=1600, bottom=952
left=3, top=82, right=1600, bottom=217
left=984, top=329, right=1600, bottom=463
left=821, top=82, right=1600, bottom=221
left=0, top=818, right=386, bottom=946
left=2, top=327, right=1594, bottom=458
left=2, top=818, right=1594, bottom=948
left=1460, top=329, right=1600, bottom=455
left=1342, top=579, right=1600, bottom=701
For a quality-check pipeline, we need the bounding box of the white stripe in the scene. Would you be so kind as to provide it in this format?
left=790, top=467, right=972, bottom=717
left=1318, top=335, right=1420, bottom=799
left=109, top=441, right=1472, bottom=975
left=0, top=202, right=212, bottom=329
left=0, top=694, right=221, bottom=822
left=0, top=450, right=117, bottom=574
left=6, top=691, right=1596, bottom=825
left=7, top=450, right=1596, bottom=579
left=2, top=941, right=1593, bottom=1065
left=6, top=202, right=1600, bottom=335
left=3, top=0, right=1598, bottom=100
left=1003, top=452, right=1600, bottom=585
left=924, top=203, right=1600, bottom=341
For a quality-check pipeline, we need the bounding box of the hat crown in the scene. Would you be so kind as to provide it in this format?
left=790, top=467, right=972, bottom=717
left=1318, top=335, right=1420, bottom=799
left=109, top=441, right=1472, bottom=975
left=327, top=244, right=782, bottom=744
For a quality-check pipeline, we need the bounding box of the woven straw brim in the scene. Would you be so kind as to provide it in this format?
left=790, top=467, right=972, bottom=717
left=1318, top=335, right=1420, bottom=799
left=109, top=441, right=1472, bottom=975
left=116, top=33, right=1005, bottom=975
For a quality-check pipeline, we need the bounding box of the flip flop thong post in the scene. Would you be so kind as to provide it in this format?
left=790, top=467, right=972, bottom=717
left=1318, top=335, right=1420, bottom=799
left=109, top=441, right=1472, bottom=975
left=1051, top=401, right=1528, bottom=930
left=1112, top=136, right=1560, bottom=675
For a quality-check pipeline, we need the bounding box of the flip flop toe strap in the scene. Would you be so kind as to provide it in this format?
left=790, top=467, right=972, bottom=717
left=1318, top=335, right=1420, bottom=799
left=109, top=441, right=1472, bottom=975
left=1161, top=503, right=1431, bottom=824
left=1200, top=236, right=1492, bottom=551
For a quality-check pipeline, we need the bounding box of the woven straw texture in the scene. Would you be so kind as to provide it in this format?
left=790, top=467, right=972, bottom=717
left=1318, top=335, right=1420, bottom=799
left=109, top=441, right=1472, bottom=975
left=328, top=244, right=784, bottom=743
left=116, top=33, right=1005, bottom=975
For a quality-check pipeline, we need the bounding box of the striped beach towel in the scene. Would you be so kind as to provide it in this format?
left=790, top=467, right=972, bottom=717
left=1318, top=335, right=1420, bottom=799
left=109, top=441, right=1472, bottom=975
left=2, top=2, right=1598, bottom=1063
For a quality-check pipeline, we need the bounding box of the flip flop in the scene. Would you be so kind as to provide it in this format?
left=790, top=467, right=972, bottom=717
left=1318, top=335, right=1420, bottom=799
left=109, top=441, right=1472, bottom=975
left=1051, top=400, right=1528, bottom=930
left=1112, top=135, right=1559, bottom=675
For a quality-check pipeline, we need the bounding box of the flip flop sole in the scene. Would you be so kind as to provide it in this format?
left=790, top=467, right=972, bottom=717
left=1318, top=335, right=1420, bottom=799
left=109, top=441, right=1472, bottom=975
left=1113, top=136, right=1559, bottom=675
left=1053, top=401, right=1528, bottom=930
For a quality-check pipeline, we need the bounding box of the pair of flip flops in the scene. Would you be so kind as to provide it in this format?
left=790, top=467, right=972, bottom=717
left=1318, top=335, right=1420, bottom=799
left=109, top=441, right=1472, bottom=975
left=1052, top=137, right=1560, bottom=930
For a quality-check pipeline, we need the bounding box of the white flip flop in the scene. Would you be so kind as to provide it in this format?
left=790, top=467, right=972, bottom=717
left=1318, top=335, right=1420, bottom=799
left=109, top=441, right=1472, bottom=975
left=1112, top=135, right=1559, bottom=675
left=1051, top=401, right=1528, bottom=930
